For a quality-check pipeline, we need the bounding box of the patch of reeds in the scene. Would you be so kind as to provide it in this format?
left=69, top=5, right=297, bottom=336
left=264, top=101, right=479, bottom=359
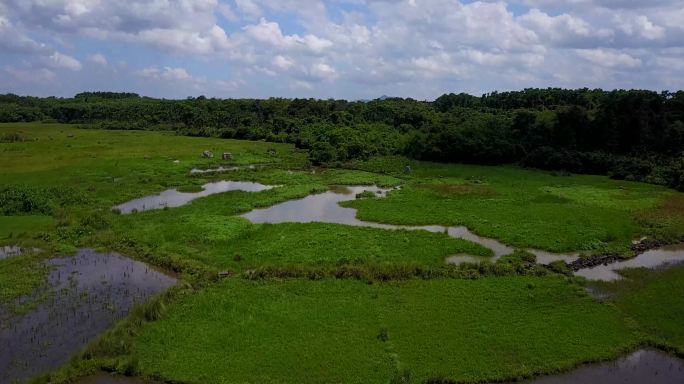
left=241, top=260, right=551, bottom=282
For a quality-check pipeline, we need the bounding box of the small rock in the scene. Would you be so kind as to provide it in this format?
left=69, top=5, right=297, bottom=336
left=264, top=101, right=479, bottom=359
left=222, top=152, right=233, bottom=161
left=267, top=149, right=277, bottom=156
left=403, top=165, right=412, bottom=174
left=218, top=271, right=231, bottom=278
left=173, top=159, right=180, bottom=164
left=202, top=150, right=213, bottom=158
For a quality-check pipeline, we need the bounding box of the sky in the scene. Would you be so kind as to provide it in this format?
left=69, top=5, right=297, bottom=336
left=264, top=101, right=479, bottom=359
left=1, top=0, right=684, bottom=100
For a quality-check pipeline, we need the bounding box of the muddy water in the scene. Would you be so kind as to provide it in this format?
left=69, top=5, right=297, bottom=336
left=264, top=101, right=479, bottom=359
left=113, top=180, right=274, bottom=214
left=0, top=249, right=176, bottom=384
left=242, top=186, right=522, bottom=259
left=514, top=349, right=684, bottom=383
left=575, top=244, right=684, bottom=281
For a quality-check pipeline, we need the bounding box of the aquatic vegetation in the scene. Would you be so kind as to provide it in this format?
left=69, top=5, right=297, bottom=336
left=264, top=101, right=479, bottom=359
left=0, top=253, right=48, bottom=307
left=0, top=249, right=175, bottom=383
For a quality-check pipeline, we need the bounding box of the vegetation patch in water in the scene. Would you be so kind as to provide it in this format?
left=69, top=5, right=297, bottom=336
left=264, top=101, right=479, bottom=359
left=0, top=253, right=49, bottom=308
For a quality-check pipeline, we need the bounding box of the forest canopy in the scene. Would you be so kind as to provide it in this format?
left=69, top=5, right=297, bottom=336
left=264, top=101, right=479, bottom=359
left=2, top=88, right=684, bottom=190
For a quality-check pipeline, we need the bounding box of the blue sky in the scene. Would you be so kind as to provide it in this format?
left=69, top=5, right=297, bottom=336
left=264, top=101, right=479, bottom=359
left=1, top=0, right=684, bottom=100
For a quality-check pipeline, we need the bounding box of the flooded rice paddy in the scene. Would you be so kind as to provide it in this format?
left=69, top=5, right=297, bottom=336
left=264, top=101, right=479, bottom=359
left=515, top=349, right=684, bottom=384
left=0, top=249, right=176, bottom=384
left=113, top=180, right=274, bottom=214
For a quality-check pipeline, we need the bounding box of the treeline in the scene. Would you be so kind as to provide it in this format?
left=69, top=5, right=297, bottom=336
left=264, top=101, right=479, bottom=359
left=1, top=89, right=683, bottom=190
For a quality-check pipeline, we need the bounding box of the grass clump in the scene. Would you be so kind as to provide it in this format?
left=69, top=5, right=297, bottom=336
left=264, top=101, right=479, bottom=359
left=0, top=253, right=49, bottom=308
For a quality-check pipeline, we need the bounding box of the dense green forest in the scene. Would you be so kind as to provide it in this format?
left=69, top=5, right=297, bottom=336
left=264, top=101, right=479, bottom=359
left=2, top=89, right=684, bottom=190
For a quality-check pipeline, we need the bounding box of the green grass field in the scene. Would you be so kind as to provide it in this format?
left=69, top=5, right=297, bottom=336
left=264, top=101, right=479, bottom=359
left=346, top=157, right=680, bottom=253
left=2, top=123, right=684, bottom=384
left=131, top=278, right=638, bottom=384
left=590, top=265, right=684, bottom=355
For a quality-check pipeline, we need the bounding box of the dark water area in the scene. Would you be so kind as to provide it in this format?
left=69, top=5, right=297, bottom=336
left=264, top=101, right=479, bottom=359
left=575, top=244, right=684, bottom=281
left=73, top=372, right=157, bottom=384
left=513, top=349, right=684, bottom=384
left=242, top=185, right=391, bottom=226
left=0, top=249, right=176, bottom=384
left=113, top=180, right=274, bottom=214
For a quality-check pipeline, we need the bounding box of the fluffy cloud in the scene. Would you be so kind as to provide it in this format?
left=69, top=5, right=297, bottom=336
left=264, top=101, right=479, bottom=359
left=140, top=66, right=195, bottom=82
left=575, top=48, right=642, bottom=68
left=2, top=0, right=684, bottom=98
left=87, top=53, right=107, bottom=66
left=46, top=52, right=82, bottom=71
left=243, top=18, right=332, bottom=54
left=3, top=0, right=233, bottom=55
left=0, top=15, right=48, bottom=53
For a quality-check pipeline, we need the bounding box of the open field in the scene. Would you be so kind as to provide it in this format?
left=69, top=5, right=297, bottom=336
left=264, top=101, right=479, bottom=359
left=1, top=123, right=684, bottom=383
left=130, top=277, right=638, bottom=384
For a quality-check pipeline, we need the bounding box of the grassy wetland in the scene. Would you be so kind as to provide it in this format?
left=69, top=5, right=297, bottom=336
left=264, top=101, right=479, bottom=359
left=2, top=122, right=684, bottom=383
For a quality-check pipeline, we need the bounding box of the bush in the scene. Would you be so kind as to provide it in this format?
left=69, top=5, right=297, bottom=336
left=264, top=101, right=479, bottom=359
left=0, top=185, right=88, bottom=215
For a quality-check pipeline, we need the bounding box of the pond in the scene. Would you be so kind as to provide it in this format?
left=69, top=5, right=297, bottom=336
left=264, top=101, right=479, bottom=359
left=113, top=180, right=274, bottom=214
left=0, top=249, right=176, bottom=384
left=574, top=244, right=684, bottom=281
left=513, top=349, right=684, bottom=384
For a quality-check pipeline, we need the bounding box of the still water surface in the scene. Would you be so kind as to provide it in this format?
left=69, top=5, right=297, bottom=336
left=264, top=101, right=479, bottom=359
left=0, top=249, right=175, bottom=383
left=113, top=180, right=274, bottom=214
